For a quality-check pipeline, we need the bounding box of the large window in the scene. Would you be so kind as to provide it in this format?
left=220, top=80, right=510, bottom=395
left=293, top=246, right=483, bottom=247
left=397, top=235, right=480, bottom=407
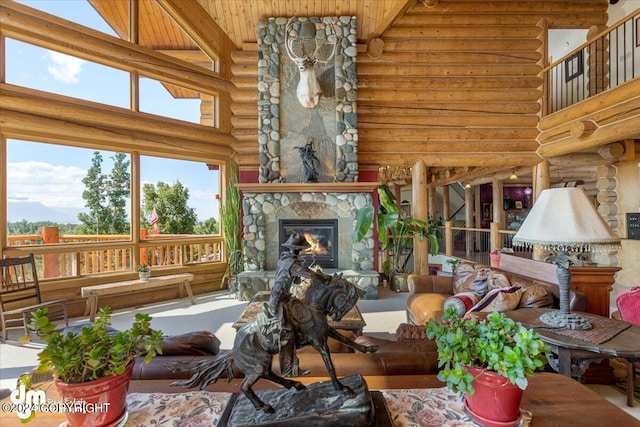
left=2, top=1, right=225, bottom=278
left=5, top=39, right=130, bottom=109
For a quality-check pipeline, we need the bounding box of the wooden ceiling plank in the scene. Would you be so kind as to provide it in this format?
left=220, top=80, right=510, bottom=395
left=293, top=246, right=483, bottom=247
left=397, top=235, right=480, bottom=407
left=367, top=0, right=416, bottom=41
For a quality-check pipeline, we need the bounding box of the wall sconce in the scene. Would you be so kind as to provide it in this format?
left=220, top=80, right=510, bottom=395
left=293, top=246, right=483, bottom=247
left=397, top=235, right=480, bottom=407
left=464, top=183, right=471, bottom=189
left=509, top=171, right=518, bottom=180
left=378, top=165, right=412, bottom=184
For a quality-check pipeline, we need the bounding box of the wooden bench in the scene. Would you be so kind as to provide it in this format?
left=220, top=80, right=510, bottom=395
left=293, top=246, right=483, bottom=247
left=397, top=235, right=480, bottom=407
left=81, top=273, right=195, bottom=321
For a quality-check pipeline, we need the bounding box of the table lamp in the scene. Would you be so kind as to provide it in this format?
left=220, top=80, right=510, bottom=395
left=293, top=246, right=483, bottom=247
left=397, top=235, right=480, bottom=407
left=513, top=187, right=620, bottom=330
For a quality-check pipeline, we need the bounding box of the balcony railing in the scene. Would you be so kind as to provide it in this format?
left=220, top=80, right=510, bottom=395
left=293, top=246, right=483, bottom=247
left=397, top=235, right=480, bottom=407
left=439, top=222, right=532, bottom=267
left=543, top=11, right=640, bottom=115
left=5, top=227, right=224, bottom=279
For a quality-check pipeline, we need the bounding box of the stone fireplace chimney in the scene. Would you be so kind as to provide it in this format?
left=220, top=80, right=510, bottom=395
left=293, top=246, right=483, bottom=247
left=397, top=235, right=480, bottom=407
left=236, top=16, right=379, bottom=301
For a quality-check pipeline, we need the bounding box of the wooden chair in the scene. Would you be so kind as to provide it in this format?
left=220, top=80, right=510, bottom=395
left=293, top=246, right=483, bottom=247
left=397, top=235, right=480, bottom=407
left=0, top=254, right=68, bottom=341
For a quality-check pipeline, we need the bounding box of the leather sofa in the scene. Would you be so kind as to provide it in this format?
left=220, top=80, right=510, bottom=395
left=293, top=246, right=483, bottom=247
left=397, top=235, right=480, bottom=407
left=406, top=262, right=588, bottom=325
left=132, top=329, right=439, bottom=380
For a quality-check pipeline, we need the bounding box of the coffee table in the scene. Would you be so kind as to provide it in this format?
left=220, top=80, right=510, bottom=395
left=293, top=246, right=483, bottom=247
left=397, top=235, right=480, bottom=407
left=3, top=373, right=637, bottom=426
left=232, top=299, right=367, bottom=335
left=506, top=307, right=640, bottom=406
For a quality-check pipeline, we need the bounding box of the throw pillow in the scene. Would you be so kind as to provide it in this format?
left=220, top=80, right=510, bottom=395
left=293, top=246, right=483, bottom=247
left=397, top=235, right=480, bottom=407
left=451, top=262, right=476, bottom=290
left=469, top=286, right=524, bottom=313
left=395, top=323, right=428, bottom=341
left=486, top=271, right=511, bottom=291
left=443, top=292, right=482, bottom=318
left=518, top=283, right=554, bottom=308
left=454, top=267, right=491, bottom=297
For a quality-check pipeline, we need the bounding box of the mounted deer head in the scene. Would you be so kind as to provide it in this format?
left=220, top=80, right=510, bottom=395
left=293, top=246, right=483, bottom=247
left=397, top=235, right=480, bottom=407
left=284, top=18, right=338, bottom=109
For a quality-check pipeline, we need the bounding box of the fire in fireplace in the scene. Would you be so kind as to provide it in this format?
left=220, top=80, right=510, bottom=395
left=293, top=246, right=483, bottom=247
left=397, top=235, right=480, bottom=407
left=279, top=219, right=338, bottom=269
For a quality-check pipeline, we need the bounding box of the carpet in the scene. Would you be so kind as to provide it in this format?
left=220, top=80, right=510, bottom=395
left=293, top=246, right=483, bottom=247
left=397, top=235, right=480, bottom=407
left=611, top=357, right=640, bottom=402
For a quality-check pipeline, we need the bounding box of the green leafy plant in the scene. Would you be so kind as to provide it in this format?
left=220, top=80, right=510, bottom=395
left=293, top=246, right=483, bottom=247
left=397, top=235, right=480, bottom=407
left=353, top=185, right=442, bottom=276
left=220, top=161, right=244, bottom=287
left=425, top=308, right=549, bottom=394
left=24, top=307, right=163, bottom=384
left=137, top=264, right=150, bottom=273
left=445, top=258, right=461, bottom=274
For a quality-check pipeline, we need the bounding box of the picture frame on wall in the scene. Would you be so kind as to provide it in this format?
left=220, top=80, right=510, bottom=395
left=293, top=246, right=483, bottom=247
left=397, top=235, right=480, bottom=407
left=565, top=51, right=584, bottom=81
left=515, top=201, right=523, bottom=209
left=482, top=203, right=492, bottom=220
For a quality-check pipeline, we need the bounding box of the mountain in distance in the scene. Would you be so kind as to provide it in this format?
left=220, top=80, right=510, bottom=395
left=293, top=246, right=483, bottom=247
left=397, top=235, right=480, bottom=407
left=8, top=201, right=84, bottom=224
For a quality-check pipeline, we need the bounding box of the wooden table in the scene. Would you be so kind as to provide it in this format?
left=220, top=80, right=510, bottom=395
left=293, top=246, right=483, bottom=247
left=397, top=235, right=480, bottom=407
left=506, top=308, right=640, bottom=406
left=232, top=300, right=367, bottom=335
left=81, top=273, right=195, bottom=321
left=2, top=373, right=637, bottom=426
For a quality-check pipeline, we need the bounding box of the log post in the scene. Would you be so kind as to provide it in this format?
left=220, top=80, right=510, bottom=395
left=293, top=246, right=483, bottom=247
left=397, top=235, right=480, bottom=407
left=465, top=184, right=474, bottom=256
left=445, top=221, right=453, bottom=257
left=412, top=160, right=428, bottom=275
left=442, top=185, right=450, bottom=221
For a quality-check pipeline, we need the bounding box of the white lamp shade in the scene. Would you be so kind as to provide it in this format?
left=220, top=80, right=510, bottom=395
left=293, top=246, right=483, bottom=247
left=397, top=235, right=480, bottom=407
left=513, top=187, right=620, bottom=250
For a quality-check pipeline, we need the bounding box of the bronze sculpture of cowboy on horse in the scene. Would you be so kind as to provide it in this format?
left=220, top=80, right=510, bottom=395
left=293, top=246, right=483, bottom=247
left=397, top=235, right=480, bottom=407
left=169, top=232, right=378, bottom=414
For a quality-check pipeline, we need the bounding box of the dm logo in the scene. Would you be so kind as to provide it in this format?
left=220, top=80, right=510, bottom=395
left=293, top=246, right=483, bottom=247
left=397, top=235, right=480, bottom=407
left=10, top=384, right=46, bottom=420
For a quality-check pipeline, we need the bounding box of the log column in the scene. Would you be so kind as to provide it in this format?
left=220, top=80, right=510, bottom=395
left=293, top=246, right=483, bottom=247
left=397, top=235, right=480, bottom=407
left=464, top=184, right=474, bottom=257
left=413, top=160, right=428, bottom=275
left=532, top=160, right=550, bottom=261
left=442, top=185, right=450, bottom=221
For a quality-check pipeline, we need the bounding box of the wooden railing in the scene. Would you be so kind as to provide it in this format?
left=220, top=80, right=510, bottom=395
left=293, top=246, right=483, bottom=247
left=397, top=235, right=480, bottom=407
left=5, top=227, right=224, bottom=279
left=543, top=10, right=640, bottom=115
left=440, top=221, right=532, bottom=266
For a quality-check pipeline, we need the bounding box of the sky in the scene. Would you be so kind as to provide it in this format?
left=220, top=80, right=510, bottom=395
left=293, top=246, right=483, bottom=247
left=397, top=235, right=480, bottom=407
left=6, top=1, right=220, bottom=222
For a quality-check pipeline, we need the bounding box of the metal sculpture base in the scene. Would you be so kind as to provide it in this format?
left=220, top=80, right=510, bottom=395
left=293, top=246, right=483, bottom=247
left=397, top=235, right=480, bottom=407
left=539, top=310, right=592, bottom=330
left=220, top=374, right=390, bottom=427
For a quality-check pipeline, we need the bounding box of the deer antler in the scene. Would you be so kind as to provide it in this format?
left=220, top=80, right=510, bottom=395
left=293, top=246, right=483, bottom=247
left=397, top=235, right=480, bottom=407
left=284, top=17, right=339, bottom=108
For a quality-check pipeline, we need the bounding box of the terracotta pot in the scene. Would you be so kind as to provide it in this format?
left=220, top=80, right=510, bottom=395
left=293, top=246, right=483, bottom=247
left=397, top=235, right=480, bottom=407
left=55, top=362, right=133, bottom=427
left=464, top=366, right=523, bottom=426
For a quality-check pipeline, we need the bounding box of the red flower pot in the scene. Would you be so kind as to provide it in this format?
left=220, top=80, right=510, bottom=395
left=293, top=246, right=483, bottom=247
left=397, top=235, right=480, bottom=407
left=55, top=362, right=133, bottom=427
left=464, top=366, right=523, bottom=427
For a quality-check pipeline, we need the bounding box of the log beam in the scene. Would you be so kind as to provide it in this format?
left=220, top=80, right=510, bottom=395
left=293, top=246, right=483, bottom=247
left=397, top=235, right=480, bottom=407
left=0, top=84, right=234, bottom=162
left=367, top=0, right=417, bottom=41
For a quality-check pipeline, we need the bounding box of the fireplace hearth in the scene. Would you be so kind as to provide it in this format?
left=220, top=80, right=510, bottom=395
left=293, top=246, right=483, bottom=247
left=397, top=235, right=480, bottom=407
left=280, top=219, right=338, bottom=269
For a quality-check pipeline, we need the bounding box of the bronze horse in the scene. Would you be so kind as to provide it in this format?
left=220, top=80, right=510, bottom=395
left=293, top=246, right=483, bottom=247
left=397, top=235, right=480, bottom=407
left=169, top=274, right=378, bottom=413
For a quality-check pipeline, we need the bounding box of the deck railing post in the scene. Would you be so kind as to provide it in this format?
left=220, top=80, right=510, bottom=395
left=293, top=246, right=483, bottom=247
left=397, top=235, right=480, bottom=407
left=42, top=226, right=60, bottom=278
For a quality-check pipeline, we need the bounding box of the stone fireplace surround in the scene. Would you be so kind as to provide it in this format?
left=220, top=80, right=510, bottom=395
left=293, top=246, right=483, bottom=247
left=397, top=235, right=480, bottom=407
left=237, top=183, right=379, bottom=300
left=234, top=16, right=379, bottom=300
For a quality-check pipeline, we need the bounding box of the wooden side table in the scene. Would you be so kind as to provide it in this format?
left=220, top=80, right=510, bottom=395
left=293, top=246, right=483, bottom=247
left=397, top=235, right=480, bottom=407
left=506, top=307, right=640, bottom=405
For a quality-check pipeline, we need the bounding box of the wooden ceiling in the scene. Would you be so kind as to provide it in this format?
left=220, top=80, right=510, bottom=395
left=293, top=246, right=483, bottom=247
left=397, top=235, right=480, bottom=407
left=89, top=0, right=413, bottom=51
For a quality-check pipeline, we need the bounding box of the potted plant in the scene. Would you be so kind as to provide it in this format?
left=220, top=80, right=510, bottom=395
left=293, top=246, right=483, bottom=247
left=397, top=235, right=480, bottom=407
left=137, top=264, right=151, bottom=281
left=220, top=161, right=244, bottom=294
left=425, top=309, right=549, bottom=426
left=21, top=307, right=163, bottom=426
left=353, top=185, right=442, bottom=292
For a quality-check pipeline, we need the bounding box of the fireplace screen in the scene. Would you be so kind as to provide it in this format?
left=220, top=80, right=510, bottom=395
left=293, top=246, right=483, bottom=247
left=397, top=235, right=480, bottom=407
left=279, top=219, right=338, bottom=269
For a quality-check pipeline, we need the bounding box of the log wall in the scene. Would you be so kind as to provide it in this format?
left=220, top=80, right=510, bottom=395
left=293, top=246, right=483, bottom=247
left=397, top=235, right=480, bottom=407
left=230, top=0, right=609, bottom=172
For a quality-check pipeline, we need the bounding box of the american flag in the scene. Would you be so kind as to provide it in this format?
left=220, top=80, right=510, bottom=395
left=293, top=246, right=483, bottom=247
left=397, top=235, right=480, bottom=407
left=150, top=208, right=159, bottom=225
